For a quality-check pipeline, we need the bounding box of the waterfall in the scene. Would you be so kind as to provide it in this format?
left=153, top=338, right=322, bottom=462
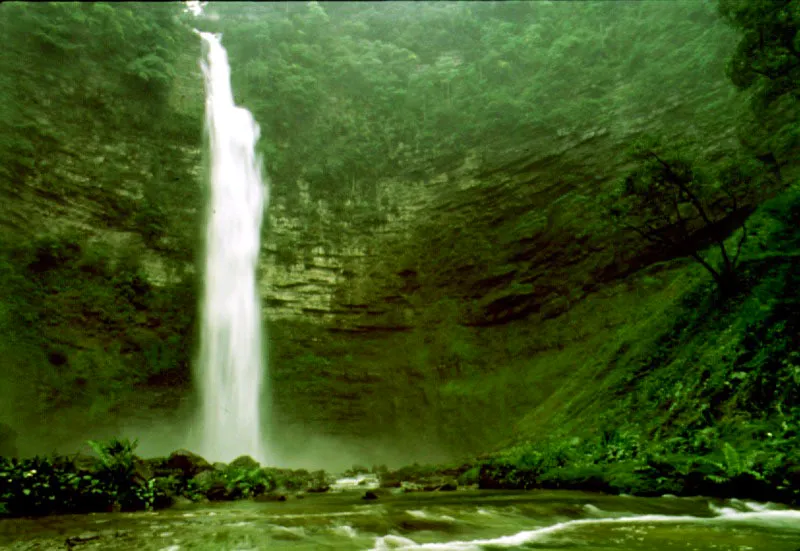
left=196, top=31, right=269, bottom=463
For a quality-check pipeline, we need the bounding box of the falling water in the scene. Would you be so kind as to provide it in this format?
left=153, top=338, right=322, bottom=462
left=196, top=31, right=268, bottom=463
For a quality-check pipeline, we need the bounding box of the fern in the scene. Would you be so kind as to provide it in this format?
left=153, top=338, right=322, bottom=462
left=87, top=437, right=138, bottom=472
left=722, top=443, right=741, bottom=476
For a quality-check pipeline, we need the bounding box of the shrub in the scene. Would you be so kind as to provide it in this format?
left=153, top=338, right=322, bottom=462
left=223, top=466, right=276, bottom=498
left=87, top=438, right=154, bottom=511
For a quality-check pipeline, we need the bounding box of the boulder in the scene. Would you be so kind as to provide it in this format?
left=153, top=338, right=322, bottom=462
left=437, top=480, right=458, bottom=491
left=165, top=449, right=213, bottom=478
left=141, top=457, right=183, bottom=479
left=191, top=469, right=219, bottom=491
left=206, top=481, right=235, bottom=501
left=132, top=458, right=153, bottom=483
left=254, top=494, right=287, bottom=502
left=54, top=453, right=97, bottom=474
left=380, top=478, right=402, bottom=488
left=229, top=455, right=260, bottom=470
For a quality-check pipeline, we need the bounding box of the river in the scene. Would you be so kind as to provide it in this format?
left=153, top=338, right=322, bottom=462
left=1, top=490, right=798, bottom=550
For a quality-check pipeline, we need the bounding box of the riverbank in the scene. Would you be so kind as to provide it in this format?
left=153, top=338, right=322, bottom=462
left=1, top=435, right=798, bottom=521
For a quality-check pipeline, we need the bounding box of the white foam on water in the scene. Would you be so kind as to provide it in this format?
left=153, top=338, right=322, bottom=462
left=368, top=509, right=800, bottom=550
left=582, top=504, right=631, bottom=518
left=332, top=524, right=359, bottom=538
left=372, top=535, right=424, bottom=550
left=266, top=510, right=380, bottom=520
left=709, top=503, right=741, bottom=516
left=710, top=508, right=800, bottom=529
left=331, top=473, right=381, bottom=491
left=407, top=510, right=457, bottom=522
left=731, top=499, right=780, bottom=512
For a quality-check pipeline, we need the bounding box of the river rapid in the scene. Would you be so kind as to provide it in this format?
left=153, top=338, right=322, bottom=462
left=1, top=490, right=798, bottom=550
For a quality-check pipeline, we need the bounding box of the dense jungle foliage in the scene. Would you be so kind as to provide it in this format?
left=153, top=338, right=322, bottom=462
left=0, top=0, right=798, bottom=516
left=197, top=1, right=746, bottom=202
left=0, top=2, right=203, bottom=429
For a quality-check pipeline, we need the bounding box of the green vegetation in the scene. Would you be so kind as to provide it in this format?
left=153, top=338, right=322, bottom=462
left=0, top=438, right=156, bottom=516
left=0, top=0, right=797, bottom=514
left=604, top=138, right=777, bottom=292
left=477, top=421, right=799, bottom=504
left=472, top=0, right=799, bottom=501
left=479, top=188, right=800, bottom=502
left=188, top=464, right=329, bottom=501
left=195, top=1, right=736, bottom=202
left=718, top=0, right=798, bottom=176
left=0, top=232, right=196, bottom=422
left=0, top=3, right=204, bottom=430
left=0, top=440, right=332, bottom=517
left=0, top=2, right=203, bottom=253
left=720, top=0, right=798, bottom=108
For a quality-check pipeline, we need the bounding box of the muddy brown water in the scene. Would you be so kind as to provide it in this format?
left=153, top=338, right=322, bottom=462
left=1, top=490, right=799, bottom=550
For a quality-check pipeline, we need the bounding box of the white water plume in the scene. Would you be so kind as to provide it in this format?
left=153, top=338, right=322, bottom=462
left=370, top=508, right=800, bottom=550
left=195, top=31, right=269, bottom=463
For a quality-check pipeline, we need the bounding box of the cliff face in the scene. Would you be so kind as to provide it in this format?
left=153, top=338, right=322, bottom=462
left=261, top=82, right=744, bottom=327
left=258, top=79, right=752, bottom=461
left=0, top=10, right=767, bottom=465
left=0, top=32, right=207, bottom=456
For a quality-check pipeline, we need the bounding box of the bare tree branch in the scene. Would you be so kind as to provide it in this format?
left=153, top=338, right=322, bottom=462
left=647, top=151, right=716, bottom=228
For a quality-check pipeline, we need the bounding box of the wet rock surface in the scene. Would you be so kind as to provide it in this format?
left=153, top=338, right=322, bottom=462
left=228, top=455, right=260, bottom=471
left=165, top=450, right=213, bottom=478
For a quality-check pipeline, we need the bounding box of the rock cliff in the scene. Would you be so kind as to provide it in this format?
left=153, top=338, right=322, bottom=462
left=0, top=11, right=766, bottom=464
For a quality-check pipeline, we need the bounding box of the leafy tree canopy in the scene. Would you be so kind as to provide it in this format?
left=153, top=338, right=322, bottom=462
left=192, top=1, right=737, bottom=201
left=718, top=0, right=799, bottom=169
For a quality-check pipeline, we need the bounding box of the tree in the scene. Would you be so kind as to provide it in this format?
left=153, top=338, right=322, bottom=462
left=718, top=0, right=799, bottom=173
left=718, top=0, right=798, bottom=104
left=190, top=1, right=735, bottom=203
left=606, top=138, right=770, bottom=293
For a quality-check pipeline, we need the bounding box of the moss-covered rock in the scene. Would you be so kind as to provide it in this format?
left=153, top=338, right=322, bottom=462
left=165, top=449, right=213, bottom=478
